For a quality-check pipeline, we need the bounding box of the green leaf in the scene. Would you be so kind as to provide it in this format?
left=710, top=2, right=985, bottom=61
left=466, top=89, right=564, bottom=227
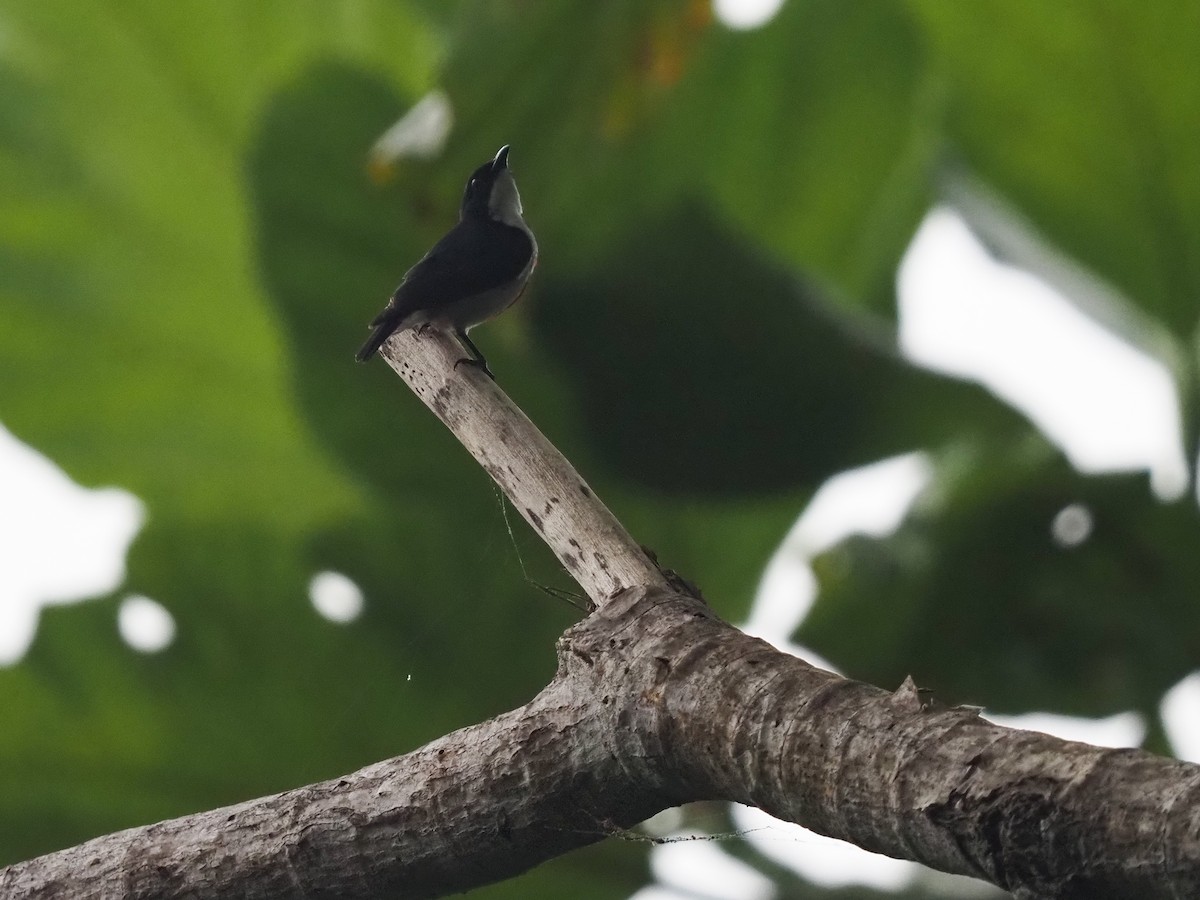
left=913, top=0, right=1200, bottom=338
left=0, top=0, right=442, bottom=523
left=801, top=440, right=1200, bottom=716
left=531, top=202, right=1030, bottom=495
left=0, top=0, right=491, bottom=866
left=672, top=0, right=937, bottom=311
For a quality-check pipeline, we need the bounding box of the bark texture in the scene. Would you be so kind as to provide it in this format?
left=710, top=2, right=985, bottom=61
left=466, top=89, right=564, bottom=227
left=6, top=588, right=1200, bottom=899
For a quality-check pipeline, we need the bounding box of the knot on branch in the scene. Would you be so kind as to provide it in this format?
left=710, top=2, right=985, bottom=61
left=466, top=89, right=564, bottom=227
left=555, top=586, right=716, bottom=678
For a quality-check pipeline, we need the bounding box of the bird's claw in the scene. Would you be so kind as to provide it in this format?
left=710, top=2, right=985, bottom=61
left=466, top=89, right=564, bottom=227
left=453, top=357, right=495, bottom=380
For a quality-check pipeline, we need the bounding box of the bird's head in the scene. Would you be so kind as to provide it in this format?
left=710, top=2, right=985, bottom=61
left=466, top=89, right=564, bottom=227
left=460, top=145, right=525, bottom=227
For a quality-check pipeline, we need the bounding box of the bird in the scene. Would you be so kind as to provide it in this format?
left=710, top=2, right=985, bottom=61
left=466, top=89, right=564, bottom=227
left=355, top=144, right=537, bottom=376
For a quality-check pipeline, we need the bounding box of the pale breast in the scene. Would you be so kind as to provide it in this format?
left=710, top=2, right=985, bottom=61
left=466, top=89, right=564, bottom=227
left=454, top=244, right=536, bottom=331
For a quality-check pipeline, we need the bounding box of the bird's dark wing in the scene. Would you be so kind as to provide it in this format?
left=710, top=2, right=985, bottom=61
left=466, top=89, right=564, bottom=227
left=356, top=219, right=532, bottom=362
left=392, top=219, right=533, bottom=317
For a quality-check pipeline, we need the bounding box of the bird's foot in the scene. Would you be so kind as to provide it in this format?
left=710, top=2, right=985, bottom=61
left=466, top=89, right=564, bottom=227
left=453, top=329, right=494, bottom=379
left=453, top=356, right=495, bottom=380
left=415, top=322, right=434, bottom=338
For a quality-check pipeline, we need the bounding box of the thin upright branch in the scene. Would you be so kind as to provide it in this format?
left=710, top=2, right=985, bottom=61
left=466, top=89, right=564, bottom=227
left=378, top=328, right=669, bottom=605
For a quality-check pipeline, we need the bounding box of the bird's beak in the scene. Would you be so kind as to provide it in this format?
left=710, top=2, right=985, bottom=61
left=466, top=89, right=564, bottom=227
left=492, top=145, right=511, bottom=170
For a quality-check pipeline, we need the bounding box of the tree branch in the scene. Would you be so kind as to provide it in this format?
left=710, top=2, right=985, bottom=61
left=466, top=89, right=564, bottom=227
left=377, top=328, right=669, bottom=606
left=7, top=588, right=1199, bottom=898
left=6, top=330, right=1200, bottom=899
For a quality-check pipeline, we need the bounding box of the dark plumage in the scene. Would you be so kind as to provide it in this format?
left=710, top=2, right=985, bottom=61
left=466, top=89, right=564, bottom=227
left=356, top=145, right=537, bottom=373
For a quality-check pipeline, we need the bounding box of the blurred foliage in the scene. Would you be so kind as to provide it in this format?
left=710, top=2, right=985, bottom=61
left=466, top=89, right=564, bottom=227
left=803, top=441, right=1200, bottom=717
left=912, top=1, right=1200, bottom=339
left=1, top=1, right=1198, bottom=898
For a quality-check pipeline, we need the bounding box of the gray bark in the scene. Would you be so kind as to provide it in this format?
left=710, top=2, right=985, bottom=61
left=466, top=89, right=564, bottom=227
left=5, top=329, right=1200, bottom=899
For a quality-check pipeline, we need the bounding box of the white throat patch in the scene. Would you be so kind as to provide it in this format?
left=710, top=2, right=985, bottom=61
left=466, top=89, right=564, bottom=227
left=488, top=170, right=526, bottom=229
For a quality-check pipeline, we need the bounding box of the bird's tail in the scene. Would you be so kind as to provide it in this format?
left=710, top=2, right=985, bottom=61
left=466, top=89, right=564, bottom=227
left=356, top=299, right=404, bottom=363
left=355, top=316, right=395, bottom=363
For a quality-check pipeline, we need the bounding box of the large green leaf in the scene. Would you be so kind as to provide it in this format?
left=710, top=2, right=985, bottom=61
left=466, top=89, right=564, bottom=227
left=531, top=202, right=1029, bottom=495
left=0, top=0, right=442, bottom=522
left=0, top=0, right=511, bottom=867
left=673, top=0, right=937, bottom=311
left=913, top=0, right=1200, bottom=340
left=801, top=441, right=1200, bottom=717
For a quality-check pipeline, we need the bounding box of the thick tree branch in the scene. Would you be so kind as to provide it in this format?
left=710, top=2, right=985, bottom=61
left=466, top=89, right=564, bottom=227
left=7, top=588, right=1199, bottom=899
left=0, top=593, right=671, bottom=900
left=7, top=330, right=1200, bottom=899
